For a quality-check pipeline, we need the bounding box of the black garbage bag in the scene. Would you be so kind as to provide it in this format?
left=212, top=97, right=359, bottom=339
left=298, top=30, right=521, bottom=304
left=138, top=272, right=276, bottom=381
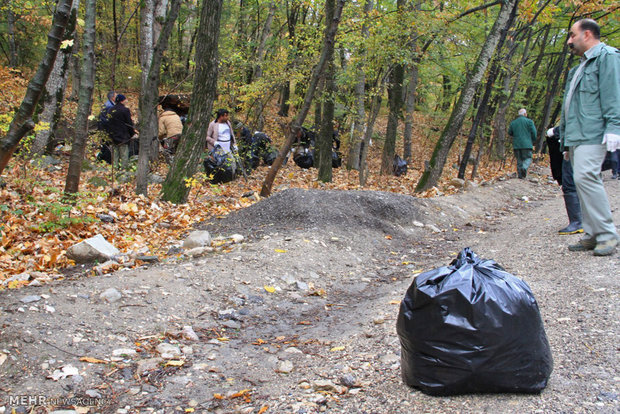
left=397, top=248, right=553, bottom=396
left=262, top=148, right=278, bottom=166
left=96, top=139, right=139, bottom=164
left=293, top=148, right=314, bottom=169
left=204, top=145, right=237, bottom=184
left=332, top=150, right=342, bottom=168
left=393, top=154, right=407, bottom=176
left=96, top=143, right=112, bottom=164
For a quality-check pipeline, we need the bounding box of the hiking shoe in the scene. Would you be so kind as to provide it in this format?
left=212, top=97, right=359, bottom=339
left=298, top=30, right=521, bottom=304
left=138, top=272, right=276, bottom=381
left=593, top=239, right=618, bottom=256
left=568, top=238, right=596, bottom=252
left=558, top=222, right=584, bottom=235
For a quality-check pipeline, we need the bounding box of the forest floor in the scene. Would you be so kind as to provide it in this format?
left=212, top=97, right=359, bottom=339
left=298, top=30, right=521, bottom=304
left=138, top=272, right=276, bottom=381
left=0, top=162, right=618, bottom=414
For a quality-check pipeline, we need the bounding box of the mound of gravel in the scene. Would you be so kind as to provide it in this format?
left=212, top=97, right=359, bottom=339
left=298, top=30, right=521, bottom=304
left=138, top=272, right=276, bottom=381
left=203, top=188, right=426, bottom=236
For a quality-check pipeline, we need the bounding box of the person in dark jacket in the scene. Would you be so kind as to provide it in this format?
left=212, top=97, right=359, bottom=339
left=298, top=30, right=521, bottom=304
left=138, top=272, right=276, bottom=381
left=546, top=126, right=584, bottom=235
left=107, top=94, right=136, bottom=169
left=508, top=108, right=537, bottom=179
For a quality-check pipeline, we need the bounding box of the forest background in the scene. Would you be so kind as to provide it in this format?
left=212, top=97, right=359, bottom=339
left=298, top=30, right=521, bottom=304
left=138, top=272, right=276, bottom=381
left=0, top=0, right=618, bottom=279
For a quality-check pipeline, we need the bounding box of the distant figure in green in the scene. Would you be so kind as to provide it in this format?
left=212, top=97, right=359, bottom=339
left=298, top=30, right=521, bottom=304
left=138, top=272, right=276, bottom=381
left=508, top=108, right=537, bottom=179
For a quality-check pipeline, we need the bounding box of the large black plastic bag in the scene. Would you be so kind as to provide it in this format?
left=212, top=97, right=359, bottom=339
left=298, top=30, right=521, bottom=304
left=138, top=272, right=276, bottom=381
left=397, top=248, right=553, bottom=396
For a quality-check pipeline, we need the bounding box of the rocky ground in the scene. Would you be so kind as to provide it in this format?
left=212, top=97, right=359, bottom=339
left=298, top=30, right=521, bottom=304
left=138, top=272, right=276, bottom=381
left=0, top=164, right=618, bottom=414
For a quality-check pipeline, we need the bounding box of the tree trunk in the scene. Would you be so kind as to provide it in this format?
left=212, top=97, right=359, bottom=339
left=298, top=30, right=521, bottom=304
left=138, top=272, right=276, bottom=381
left=110, top=0, right=119, bottom=89
left=7, top=7, right=18, bottom=67
left=161, top=0, right=223, bottom=204
left=278, top=0, right=302, bottom=118
left=380, top=63, right=404, bottom=175
left=316, top=0, right=337, bottom=183
left=278, top=81, right=291, bottom=117
left=347, top=0, right=372, bottom=171
left=140, top=0, right=155, bottom=90
left=251, top=1, right=276, bottom=131
left=154, top=0, right=168, bottom=43
left=415, top=0, right=518, bottom=192
left=64, top=0, right=96, bottom=195
left=458, top=6, right=517, bottom=178
left=68, top=32, right=81, bottom=102
left=136, top=0, right=182, bottom=196
left=359, top=77, right=387, bottom=186
left=0, top=0, right=73, bottom=175
left=260, top=0, right=346, bottom=197
left=380, top=0, right=406, bottom=175
left=402, top=65, right=418, bottom=163
left=32, top=0, right=80, bottom=155
left=402, top=0, right=421, bottom=163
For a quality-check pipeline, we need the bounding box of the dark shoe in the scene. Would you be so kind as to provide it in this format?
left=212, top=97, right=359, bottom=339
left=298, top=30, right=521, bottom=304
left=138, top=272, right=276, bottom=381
left=558, top=222, right=584, bottom=235
left=593, top=239, right=618, bottom=256
left=568, top=238, right=596, bottom=252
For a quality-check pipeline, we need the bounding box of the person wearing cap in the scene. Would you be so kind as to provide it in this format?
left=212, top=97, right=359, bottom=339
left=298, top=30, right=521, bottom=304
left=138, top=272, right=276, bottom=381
left=559, top=18, right=620, bottom=256
left=108, top=94, right=136, bottom=169
left=508, top=108, right=537, bottom=179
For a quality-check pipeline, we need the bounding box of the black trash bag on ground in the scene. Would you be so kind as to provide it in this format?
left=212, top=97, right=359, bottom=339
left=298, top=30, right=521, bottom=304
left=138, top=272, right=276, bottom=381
left=332, top=150, right=342, bottom=168
left=96, top=143, right=112, bottom=164
left=96, top=139, right=139, bottom=164
left=203, top=146, right=237, bottom=184
left=393, top=154, right=408, bottom=176
left=293, top=148, right=314, bottom=169
left=397, top=248, right=553, bottom=396
left=262, top=148, right=278, bottom=166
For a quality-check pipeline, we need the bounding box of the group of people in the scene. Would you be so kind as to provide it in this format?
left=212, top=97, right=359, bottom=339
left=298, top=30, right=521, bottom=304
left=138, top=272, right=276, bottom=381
left=508, top=19, right=619, bottom=257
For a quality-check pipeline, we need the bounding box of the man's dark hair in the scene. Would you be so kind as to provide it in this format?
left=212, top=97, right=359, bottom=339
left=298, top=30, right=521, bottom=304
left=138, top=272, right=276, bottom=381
left=578, top=19, right=601, bottom=40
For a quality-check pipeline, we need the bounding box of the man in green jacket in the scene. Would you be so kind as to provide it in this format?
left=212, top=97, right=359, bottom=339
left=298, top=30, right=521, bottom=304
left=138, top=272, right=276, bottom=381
left=508, top=108, right=537, bottom=179
left=560, top=19, right=620, bottom=256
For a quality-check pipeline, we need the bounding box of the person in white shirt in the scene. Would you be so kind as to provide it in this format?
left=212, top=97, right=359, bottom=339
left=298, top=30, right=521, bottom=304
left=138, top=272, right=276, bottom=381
left=206, top=108, right=237, bottom=153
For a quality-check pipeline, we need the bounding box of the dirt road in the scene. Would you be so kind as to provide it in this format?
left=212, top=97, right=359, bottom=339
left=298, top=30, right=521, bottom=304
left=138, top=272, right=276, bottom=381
left=1, top=168, right=618, bottom=413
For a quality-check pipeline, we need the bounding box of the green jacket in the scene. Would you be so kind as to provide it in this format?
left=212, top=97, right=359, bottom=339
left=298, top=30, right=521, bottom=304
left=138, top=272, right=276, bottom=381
left=560, top=43, right=620, bottom=149
left=508, top=115, right=537, bottom=149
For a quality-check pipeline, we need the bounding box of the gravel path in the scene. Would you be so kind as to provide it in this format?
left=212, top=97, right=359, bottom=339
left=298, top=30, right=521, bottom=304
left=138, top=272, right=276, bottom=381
left=0, top=169, right=618, bottom=414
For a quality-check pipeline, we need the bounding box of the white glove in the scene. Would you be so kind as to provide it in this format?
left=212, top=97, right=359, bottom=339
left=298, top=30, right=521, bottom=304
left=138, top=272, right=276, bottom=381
left=602, top=133, right=620, bottom=152
left=546, top=128, right=555, bottom=137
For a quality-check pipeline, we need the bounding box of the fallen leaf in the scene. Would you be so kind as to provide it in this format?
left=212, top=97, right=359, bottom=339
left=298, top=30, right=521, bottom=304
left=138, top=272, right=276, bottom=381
left=258, top=406, right=269, bottom=414
left=230, top=389, right=251, bottom=399
left=274, top=249, right=287, bottom=253
left=389, top=300, right=400, bottom=305
left=165, top=360, right=185, bottom=367
left=79, top=356, right=108, bottom=364
left=217, top=337, right=229, bottom=342
left=264, top=285, right=276, bottom=293
left=253, top=338, right=267, bottom=345
left=385, top=235, right=392, bottom=240
left=330, top=346, right=345, bottom=352
left=213, top=394, right=225, bottom=400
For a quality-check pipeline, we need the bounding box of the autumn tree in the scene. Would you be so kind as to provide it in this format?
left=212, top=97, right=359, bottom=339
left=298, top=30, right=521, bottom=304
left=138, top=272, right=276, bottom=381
left=64, top=0, right=96, bottom=195
left=260, top=0, right=346, bottom=197
left=415, top=0, right=519, bottom=192
left=0, top=0, right=73, bottom=175
left=161, top=0, right=223, bottom=204
left=135, top=0, right=182, bottom=196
